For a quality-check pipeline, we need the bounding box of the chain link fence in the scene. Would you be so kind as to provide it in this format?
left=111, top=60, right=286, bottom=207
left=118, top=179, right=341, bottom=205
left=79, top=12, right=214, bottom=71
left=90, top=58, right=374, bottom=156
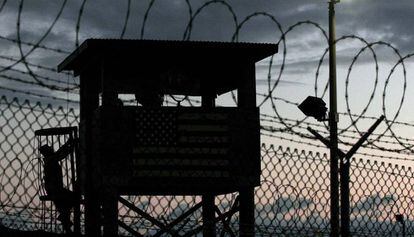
left=0, top=95, right=412, bottom=236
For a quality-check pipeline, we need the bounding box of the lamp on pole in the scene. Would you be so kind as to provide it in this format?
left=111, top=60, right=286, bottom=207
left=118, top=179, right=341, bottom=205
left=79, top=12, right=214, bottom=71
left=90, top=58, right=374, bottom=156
left=300, top=3, right=384, bottom=236
left=298, top=2, right=340, bottom=234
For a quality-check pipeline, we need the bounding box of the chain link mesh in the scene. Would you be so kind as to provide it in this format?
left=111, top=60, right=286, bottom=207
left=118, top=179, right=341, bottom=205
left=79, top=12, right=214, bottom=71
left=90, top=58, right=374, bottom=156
left=0, top=95, right=412, bottom=236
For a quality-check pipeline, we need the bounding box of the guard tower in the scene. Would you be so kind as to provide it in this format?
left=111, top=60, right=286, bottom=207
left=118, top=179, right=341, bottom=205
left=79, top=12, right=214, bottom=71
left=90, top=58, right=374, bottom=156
left=58, top=39, right=277, bottom=236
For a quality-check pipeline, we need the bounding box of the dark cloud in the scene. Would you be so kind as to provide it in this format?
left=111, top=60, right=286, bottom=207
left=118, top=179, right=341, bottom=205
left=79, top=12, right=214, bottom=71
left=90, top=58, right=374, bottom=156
left=0, top=0, right=412, bottom=101
left=2, top=0, right=413, bottom=51
left=337, top=0, right=414, bottom=54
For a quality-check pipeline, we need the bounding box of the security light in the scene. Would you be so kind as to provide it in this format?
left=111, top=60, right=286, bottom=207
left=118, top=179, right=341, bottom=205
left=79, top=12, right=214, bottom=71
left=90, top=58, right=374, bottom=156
left=298, top=96, right=328, bottom=122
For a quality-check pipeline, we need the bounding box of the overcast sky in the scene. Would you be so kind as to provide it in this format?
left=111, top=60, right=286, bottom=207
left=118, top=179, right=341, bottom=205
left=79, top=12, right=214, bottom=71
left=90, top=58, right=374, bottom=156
left=0, top=1, right=411, bottom=86
left=12, top=0, right=414, bottom=49
left=1, top=0, right=412, bottom=58
left=0, top=0, right=413, bottom=156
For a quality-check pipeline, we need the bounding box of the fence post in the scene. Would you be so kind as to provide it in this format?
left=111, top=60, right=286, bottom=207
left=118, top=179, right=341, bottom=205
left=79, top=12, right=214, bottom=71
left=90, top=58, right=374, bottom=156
left=328, top=1, right=340, bottom=236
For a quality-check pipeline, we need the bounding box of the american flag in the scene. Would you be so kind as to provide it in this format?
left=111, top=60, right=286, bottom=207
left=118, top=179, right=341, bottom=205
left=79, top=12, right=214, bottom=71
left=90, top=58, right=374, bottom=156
left=132, top=108, right=233, bottom=178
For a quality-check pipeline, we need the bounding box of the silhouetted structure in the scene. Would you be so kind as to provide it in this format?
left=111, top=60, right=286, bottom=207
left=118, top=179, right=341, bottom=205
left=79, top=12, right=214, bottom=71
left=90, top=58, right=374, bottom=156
left=35, top=127, right=80, bottom=235
left=58, top=39, right=277, bottom=236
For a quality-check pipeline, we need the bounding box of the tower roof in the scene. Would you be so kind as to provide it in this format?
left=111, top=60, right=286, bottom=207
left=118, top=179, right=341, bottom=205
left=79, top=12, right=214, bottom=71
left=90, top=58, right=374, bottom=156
left=58, top=39, right=278, bottom=95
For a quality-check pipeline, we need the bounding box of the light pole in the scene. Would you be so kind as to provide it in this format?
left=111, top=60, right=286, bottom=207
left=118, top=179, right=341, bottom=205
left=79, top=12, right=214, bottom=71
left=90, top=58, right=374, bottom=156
left=300, top=2, right=385, bottom=236
left=328, top=1, right=340, bottom=236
